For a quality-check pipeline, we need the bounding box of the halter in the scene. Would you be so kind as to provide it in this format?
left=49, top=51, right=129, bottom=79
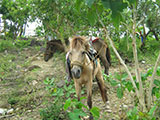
left=71, top=60, right=84, bottom=68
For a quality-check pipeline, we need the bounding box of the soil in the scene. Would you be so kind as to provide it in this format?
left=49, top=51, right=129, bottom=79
left=0, top=46, right=153, bottom=120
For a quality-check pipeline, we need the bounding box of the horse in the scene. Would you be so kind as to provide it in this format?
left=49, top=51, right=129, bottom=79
left=44, top=40, right=65, bottom=62
left=89, top=37, right=111, bottom=75
left=67, top=36, right=108, bottom=119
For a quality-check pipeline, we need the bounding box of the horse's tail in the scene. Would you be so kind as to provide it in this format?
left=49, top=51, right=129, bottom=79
left=106, top=47, right=111, bottom=66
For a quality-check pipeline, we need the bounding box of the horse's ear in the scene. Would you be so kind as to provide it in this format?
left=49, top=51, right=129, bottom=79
left=69, top=37, right=72, bottom=43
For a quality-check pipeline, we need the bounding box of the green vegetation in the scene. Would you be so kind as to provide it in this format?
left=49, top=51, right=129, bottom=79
left=42, top=77, right=100, bottom=120
left=0, top=0, right=159, bottom=119
left=104, top=66, right=160, bottom=119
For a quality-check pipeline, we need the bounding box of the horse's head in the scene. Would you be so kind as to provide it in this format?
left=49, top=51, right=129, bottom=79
left=68, top=36, right=89, bottom=79
left=44, top=41, right=54, bottom=62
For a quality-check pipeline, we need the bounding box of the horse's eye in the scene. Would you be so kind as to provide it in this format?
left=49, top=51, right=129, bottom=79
left=82, top=51, right=86, bottom=55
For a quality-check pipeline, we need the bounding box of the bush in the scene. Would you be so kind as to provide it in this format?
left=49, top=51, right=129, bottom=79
left=0, top=39, right=15, bottom=52
left=14, top=38, right=31, bottom=49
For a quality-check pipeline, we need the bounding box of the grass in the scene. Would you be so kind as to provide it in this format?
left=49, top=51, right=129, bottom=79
left=0, top=54, right=17, bottom=79
left=0, top=39, right=16, bottom=52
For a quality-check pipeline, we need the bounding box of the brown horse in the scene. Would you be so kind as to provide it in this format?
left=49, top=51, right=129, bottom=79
left=68, top=36, right=108, bottom=119
left=44, top=40, right=65, bottom=62
left=89, top=37, right=111, bottom=75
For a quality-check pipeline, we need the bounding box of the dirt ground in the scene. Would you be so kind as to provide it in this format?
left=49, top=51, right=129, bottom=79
left=0, top=46, right=153, bottom=120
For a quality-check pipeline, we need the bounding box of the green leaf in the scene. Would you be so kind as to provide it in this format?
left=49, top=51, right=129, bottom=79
left=110, top=80, right=119, bottom=86
left=157, top=66, right=160, bottom=76
left=115, top=73, right=121, bottom=80
left=154, top=79, right=160, bottom=86
left=90, top=107, right=100, bottom=118
left=141, top=73, right=148, bottom=81
left=80, top=96, right=87, bottom=100
left=64, top=98, right=71, bottom=111
left=96, top=4, right=104, bottom=15
left=69, top=109, right=87, bottom=120
left=101, top=0, right=128, bottom=28
left=148, top=106, right=156, bottom=116
left=126, top=81, right=134, bottom=92
left=75, top=0, right=82, bottom=12
left=122, top=73, right=128, bottom=80
left=111, top=11, right=122, bottom=29
left=86, top=0, right=96, bottom=8
left=127, top=0, right=137, bottom=6
left=155, top=92, right=160, bottom=99
left=87, top=6, right=97, bottom=26
left=152, top=87, right=159, bottom=95
left=44, top=77, right=49, bottom=85
left=147, top=68, right=153, bottom=76
left=117, top=85, right=123, bottom=99
left=101, top=0, right=110, bottom=9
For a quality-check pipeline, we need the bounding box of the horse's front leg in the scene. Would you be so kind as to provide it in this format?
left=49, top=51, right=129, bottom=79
left=86, top=82, right=93, bottom=120
left=74, top=82, right=81, bottom=101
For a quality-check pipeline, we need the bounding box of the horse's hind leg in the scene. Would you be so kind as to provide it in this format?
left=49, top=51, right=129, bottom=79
left=100, top=56, right=109, bottom=75
left=96, top=69, right=108, bottom=102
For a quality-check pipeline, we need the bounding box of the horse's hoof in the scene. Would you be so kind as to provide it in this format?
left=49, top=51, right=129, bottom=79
left=89, top=115, right=94, bottom=120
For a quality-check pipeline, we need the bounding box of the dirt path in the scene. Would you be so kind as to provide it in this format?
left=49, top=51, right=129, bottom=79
left=0, top=48, right=151, bottom=120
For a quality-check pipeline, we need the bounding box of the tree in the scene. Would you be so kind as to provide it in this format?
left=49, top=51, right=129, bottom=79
left=137, top=0, right=160, bottom=41
left=29, top=0, right=93, bottom=50
left=0, top=0, right=31, bottom=38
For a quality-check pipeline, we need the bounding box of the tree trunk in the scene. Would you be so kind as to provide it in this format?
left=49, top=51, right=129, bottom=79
left=132, top=6, right=146, bottom=112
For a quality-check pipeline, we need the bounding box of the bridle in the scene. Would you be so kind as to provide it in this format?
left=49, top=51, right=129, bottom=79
left=70, top=60, right=84, bottom=68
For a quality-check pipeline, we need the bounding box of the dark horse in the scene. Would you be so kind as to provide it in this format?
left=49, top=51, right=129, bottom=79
left=89, top=37, right=111, bottom=75
left=44, top=40, right=65, bottom=62
left=68, top=36, right=108, bottom=119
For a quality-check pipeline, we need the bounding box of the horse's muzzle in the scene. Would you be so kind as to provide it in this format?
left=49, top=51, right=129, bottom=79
left=71, top=66, right=82, bottom=79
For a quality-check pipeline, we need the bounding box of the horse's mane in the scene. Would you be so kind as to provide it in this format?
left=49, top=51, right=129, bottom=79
left=70, top=36, right=89, bottom=50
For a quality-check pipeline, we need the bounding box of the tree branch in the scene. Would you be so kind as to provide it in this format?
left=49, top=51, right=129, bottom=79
left=147, top=52, right=160, bottom=110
